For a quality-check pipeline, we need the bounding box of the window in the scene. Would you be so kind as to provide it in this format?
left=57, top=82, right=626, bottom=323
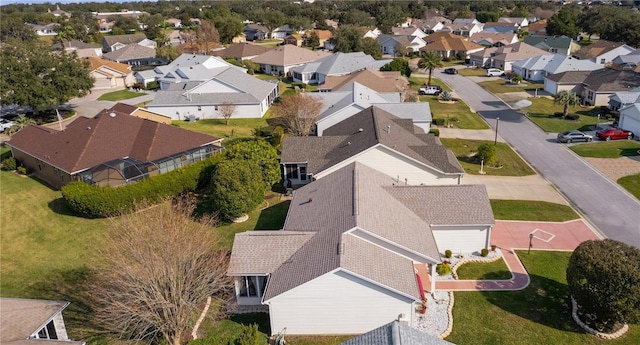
left=550, top=48, right=558, bottom=53
left=300, top=166, right=307, bottom=181
left=198, top=106, right=202, bottom=111
left=238, top=276, right=266, bottom=298
left=600, top=58, right=606, bottom=64
left=285, top=164, right=298, bottom=179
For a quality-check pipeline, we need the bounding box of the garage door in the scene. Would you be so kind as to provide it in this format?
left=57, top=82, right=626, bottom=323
left=432, top=228, right=488, bottom=254
left=93, top=78, right=112, bottom=89
left=620, top=114, right=640, bottom=137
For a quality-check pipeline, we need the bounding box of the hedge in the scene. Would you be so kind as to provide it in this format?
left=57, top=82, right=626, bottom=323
left=62, top=155, right=223, bottom=218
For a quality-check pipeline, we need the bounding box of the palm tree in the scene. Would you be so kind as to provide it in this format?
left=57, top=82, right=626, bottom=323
left=6, top=114, right=35, bottom=135
left=554, top=90, right=580, bottom=119
left=418, top=51, right=444, bottom=86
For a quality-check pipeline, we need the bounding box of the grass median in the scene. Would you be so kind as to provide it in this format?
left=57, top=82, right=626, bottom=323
left=440, top=138, right=535, bottom=176
left=490, top=200, right=579, bottom=222
left=570, top=141, right=640, bottom=158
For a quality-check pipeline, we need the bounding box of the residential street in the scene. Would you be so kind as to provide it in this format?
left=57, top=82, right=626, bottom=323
left=439, top=72, right=640, bottom=248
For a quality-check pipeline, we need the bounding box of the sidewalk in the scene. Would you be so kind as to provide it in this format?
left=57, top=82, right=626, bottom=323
left=438, top=128, right=506, bottom=143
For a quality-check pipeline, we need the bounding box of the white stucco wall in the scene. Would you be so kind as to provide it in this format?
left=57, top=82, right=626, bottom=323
left=147, top=103, right=264, bottom=120
left=431, top=225, right=492, bottom=254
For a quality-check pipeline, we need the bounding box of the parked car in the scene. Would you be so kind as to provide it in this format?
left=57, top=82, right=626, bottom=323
left=595, top=128, right=634, bottom=141
left=444, top=67, right=458, bottom=75
left=418, top=85, right=442, bottom=95
left=0, top=118, right=14, bottom=133
left=486, top=68, right=505, bottom=77
left=557, top=130, right=593, bottom=143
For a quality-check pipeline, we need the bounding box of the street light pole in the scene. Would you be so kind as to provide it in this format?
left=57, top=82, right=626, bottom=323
left=494, top=117, right=500, bottom=145
left=528, top=233, right=534, bottom=254
left=596, top=114, right=600, bottom=130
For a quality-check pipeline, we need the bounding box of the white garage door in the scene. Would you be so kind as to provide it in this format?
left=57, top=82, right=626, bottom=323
left=543, top=79, right=557, bottom=95
left=432, top=229, right=488, bottom=255
left=93, top=78, right=112, bottom=89
left=620, top=114, right=640, bottom=138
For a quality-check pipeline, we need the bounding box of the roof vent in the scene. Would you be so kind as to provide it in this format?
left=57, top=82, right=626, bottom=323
left=358, top=128, right=363, bottom=132
left=86, top=126, right=91, bottom=130
left=109, top=112, right=116, bottom=117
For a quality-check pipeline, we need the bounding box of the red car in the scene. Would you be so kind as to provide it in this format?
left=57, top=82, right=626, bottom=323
left=595, top=128, right=634, bottom=141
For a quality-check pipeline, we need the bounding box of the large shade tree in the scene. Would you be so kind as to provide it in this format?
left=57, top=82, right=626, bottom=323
left=210, top=159, right=265, bottom=221
left=1, top=39, right=94, bottom=111
left=273, top=92, right=323, bottom=136
left=418, top=51, right=444, bottom=86
left=553, top=90, right=580, bottom=119
left=567, top=239, right=640, bottom=333
left=90, top=198, right=232, bottom=345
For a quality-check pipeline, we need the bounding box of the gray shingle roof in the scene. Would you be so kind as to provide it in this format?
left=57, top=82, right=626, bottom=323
left=103, top=33, right=147, bottom=46
left=340, top=320, right=455, bottom=345
left=103, top=44, right=155, bottom=61
left=544, top=70, right=592, bottom=83
left=291, top=52, right=392, bottom=76
left=524, top=35, right=574, bottom=50
left=582, top=69, right=640, bottom=92
left=282, top=106, right=462, bottom=175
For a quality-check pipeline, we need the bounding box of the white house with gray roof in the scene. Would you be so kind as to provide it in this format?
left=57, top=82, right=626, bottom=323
left=228, top=162, right=493, bottom=335
left=143, top=54, right=279, bottom=119
left=290, top=52, right=391, bottom=84
left=512, top=54, right=604, bottom=82
left=281, top=106, right=461, bottom=188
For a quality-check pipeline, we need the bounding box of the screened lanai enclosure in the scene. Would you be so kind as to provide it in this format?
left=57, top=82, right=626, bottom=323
left=78, top=145, right=222, bottom=187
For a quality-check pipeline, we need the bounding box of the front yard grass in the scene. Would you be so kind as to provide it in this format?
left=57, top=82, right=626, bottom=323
left=446, top=251, right=640, bottom=345
left=527, top=97, right=597, bottom=133
left=618, top=174, right=640, bottom=200
left=440, top=138, right=535, bottom=176
left=570, top=141, right=640, bottom=158
left=96, top=89, right=146, bottom=101
left=455, top=257, right=512, bottom=280
left=490, top=200, right=579, bottom=222
left=456, top=68, right=487, bottom=77
left=479, top=79, right=542, bottom=94
left=172, top=118, right=271, bottom=143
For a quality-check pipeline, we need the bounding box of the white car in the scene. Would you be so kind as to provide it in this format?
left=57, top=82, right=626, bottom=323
left=0, top=118, right=14, bottom=133
left=486, top=68, right=505, bottom=77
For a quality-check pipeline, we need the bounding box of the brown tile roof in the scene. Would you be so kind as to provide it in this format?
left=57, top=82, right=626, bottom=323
left=307, top=29, right=333, bottom=40
left=573, top=40, right=627, bottom=60
left=218, top=42, right=270, bottom=59
left=491, top=42, right=549, bottom=62
left=85, top=56, right=131, bottom=75
left=108, top=102, right=137, bottom=114
left=320, top=68, right=408, bottom=92
left=421, top=33, right=483, bottom=52
left=469, top=32, right=517, bottom=45
left=8, top=109, right=221, bottom=174
left=251, top=44, right=330, bottom=67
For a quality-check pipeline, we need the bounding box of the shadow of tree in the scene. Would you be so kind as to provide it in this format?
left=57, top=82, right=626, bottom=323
left=47, top=197, right=79, bottom=217
left=481, top=273, right=583, bottom=334
left=229, top=313, right=271, bottom=335
left=255, top=201, right=290, bottom=230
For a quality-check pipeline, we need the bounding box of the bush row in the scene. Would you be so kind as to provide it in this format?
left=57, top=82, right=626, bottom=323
left=62, top=155, right=223, bottom=218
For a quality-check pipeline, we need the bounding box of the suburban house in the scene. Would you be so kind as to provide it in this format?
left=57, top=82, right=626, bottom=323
left=436, top=21, right=484, bottom=37
left=142, top=54, right=280, bottom=119
left=481, top=22, right=519, bottom=34
left=376, top=34, right=427, bottom=56
left=469, top=42, right=548, bottom=70
left=0, top=298, right=85, bottom=344
left=618, top=103, right=640, bottom=138
left=608, top=88, right=640, bottom=111
left=52, top=39, right=102, bottom=58
left=102, top=33, right=156, bottom=53
left=512, top=54, right=604, bottom=82
left=251, top=44, right=330, bottom=76
left=48, top=4, right=71, bottom=17
left=318, top=68, right=409, bottom=94
left=164, top=18, right=182, bottom=28
left=310, top=82, right=433, bottom=135
left=392, top=26, right=428, bottom=39
left=543, top=69, right=640, bottom=105
left=285, top=29, right=333, bottom=48
left=361, top=27, right=382, bottom=39
left=85, top=57, right=134, bottom=89
left=213, top=42, right=270, bottom=61
left=228, top=161, right=493, bottom=335
left=498, top=17, right=529, bottom=27
left=108, top=102, right=172, bottom=124
left=611, top=49, right=640, bottom=71
left=469, top=32, right=519, bottom=47
left=527, top=19, right=547, bottom=36
left=420, top=32, right=484, bottom=59
left=523, top=35, right=580, bottom=56
left=6, top=108, right=222, bottom=189
left=412, top=16, right=451, bottom=33
left=271, top=25, right=294, bottom=39
left=243, top=24, right=269, bottom=41
left=572, top=39, right=635, bottom=65
left=27, top=23, right=57, bottom=36
left=281, top=106, right=460, bottom=187
left=339, top=320, right=454, bottom=345
left=102, top=44, right=158, bottom=66
left=290, top=52, right=391, bottom=84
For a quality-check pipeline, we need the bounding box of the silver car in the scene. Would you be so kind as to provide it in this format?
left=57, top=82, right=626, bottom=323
left=557, top=130, right=593, bottom=143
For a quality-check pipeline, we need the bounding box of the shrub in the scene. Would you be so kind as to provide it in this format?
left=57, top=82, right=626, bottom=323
left=429, top=128, right=440, bottom=136
left=436, top=262, right=452, bottom=275
left=224, top=139, right=281, bottom=188
left=477, top=143, right=498, bottom=165
left=235, top=324, right=264, bottom=345
left=210, top=159, right=265, bottom=221
left=62, top=155, right=223, bottom=218
left=432, top=118, right=446, bottom=126
left=291, top=82, right=307, bottom=89
left=566, top=113, right=580, bottom=121
left=17, top=166, right=29, bottom=175
left=145, top=81, right=159, bottom=90
left=511, top=74, right=523, bottom=84
left=481, top=248, right=489, bottom=257
left=1, top=157, right=17, bottom=171
left=439, top=91, right=453, bottom=101
left=445, top=249, right=452, bottom=258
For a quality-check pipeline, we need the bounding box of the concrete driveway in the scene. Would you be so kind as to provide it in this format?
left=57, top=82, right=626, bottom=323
left=441, top=73, right=640, bottom=248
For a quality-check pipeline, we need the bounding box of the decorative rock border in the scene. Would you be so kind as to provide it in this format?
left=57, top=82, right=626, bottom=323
left=438, top=291, right=455, bottom=339
left=451, top=249, right=506, bottom=279
left=570, top=297, right=629, bottom=340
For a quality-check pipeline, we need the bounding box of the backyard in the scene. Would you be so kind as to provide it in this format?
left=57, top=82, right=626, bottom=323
left=440, top=138, right=536, bottom=176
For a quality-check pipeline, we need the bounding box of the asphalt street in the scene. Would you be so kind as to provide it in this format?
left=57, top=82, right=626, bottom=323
left=440, top=72, right=640, bottom=248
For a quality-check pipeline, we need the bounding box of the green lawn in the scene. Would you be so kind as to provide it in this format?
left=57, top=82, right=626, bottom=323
left=618, top=174, right=640, bottom=200
left=172, top=118, right=272, bottom=143
left=457, top=68, right=487, bottom=77
left=96, top=89, right=146, bottom=101
left=527, top=98, right=597, bottom=133
left=570, top=141, right=640, bottom=158
left=446, top=251, right=640, bottom=345
left=490, top=200, right=579, bottom=222
left=479, top=79, right=543, bottom=94
left=440, top=139, right=535, bottom=176
left=456, top=257, right=512, bottom=280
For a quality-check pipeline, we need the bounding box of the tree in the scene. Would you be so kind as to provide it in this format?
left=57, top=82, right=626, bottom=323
left=210, top=160, right=265, bottom=221
left=394, top=43, right=409, bottom=57
left=333, top=25, right=362, bottom=53
left=418, top=51, right=444, bottom=85
left=56, top=24, right=76, bottom=48
left=477, top=143, right=497, bottom=165
left=156, top=44, right=179, bottom=61
left=546, top=4, right=582, bottom=38
left=5, top=114, right=35, bottom=135
left=219, top=101, right=236, bottom=125
left=361, top=37, right=382, bottom=59
left=380, top=58, right=412, bottom=77
left=273, top=93, right=323, bottom=136
left=0, top=39, right=94, bottom=111
left=554, top=90, right=580, bottom=119
left=515, top=27, right=529, bottom=41
left=567, top=239, right=640, bottom=332
left=196, top=20, right=220, bottom=54
left=305, top=31, right=320, bottom=48
left=224, top=139, right=281, bottom=188
left=0, top=17, right=36, bottom=42
left=111, top=15, right=140, bottom=33
left=90, top=198, right=232, bottom=345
